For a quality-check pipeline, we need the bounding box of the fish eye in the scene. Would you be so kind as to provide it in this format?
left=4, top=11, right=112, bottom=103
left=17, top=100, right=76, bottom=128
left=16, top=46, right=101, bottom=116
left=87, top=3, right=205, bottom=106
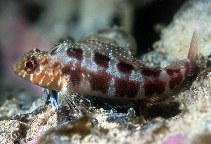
left=23, top=57, right=38, bottom=72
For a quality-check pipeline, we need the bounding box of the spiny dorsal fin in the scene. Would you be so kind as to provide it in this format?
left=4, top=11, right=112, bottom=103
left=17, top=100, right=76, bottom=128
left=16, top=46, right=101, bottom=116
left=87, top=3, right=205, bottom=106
left=76, top=39, right=148, bottom=69
left=50, top=40, right=73, bottom=55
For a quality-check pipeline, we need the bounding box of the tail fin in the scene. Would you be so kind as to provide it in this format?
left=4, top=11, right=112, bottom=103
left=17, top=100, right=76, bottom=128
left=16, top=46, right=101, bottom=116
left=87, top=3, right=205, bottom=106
left=188, top=31, right=198, bottom=66
left=187, top=31, right=204, bottom=79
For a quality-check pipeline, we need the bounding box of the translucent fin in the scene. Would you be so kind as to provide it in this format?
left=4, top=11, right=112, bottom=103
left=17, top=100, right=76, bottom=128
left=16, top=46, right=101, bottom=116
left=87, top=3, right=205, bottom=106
left=90, top=96, right=136, bottom=113
left=49, top=39, right=73, bottom=54
left=164, top=31, right=198, bottom=71
left=58, top=85, right=91, bottom=115
left=187, top=31, right=206, bottom=72
left=75, top=39, right=148, bottom=69
left=188, top=31, right=198, bottom=65
left=143, top=92, right=174, bottom=106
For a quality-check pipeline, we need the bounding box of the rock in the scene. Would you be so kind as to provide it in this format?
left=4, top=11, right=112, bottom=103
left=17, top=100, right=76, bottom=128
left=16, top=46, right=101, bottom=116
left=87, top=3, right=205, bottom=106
left=0, top=120, right=27, bottom=143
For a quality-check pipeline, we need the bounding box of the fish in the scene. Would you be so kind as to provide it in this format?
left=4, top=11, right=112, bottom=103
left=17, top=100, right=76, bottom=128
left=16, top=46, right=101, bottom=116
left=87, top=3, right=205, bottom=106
left=12, top=30, right=200, bottom=113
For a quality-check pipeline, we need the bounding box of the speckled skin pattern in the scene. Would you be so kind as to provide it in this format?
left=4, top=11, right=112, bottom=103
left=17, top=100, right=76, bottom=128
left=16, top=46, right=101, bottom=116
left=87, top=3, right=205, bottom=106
left=12, top=32, right=198, bottom=105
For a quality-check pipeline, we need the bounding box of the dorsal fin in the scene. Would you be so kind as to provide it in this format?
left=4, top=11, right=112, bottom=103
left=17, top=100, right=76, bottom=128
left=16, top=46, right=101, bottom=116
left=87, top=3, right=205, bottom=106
left=49, top=41, right=73, bottom=55
left=75, top=39, right=148, bottom=69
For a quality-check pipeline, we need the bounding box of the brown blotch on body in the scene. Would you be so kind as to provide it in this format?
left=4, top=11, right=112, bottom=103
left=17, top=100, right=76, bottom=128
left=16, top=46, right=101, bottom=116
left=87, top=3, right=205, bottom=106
left=144, top=80, right=166, bottom=97
left=117, top=62, right=134, bottom=74
left=169, top=73, right=183, bottom=89
left=94, top=52, right=110, bottom=68
left=142, top=69, right=160, bottom=77
left=62, top=65, right=82, bottom=87
left=67, top=48, right=83, bottom=61
left=53, top=61, right=62, bottom=68
left=166, top=69, right=180, bottom=76
left=115, top=78, right=139, bottom=98
left=90, top=72, right=111, bottom=93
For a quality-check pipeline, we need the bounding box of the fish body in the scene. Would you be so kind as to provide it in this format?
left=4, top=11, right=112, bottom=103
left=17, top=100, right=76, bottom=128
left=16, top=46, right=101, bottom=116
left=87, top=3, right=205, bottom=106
left=12, top=31, right=199, bottom=107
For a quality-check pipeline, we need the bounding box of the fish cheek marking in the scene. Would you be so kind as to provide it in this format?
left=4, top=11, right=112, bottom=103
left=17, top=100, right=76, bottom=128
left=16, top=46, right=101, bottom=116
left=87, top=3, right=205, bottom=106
left=90, top=72, right=111, bottom=93
left=62, top=65, right=81, bottom=87
left=117, top=62, right=134, bottom=74
left=43, top=75, right=55, bottom=87
left=144, top=80, right=165, bottom=97
left=115, top=79, right=139, bottom=98
left=67, top=48, right=83, bottom=60
left=94, top=52, right=110, bottom=68
left=169, top=73, right=183, bottom=89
